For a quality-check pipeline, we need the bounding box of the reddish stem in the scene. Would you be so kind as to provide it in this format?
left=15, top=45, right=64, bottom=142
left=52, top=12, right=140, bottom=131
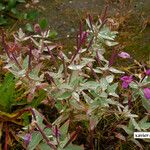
left=28, top=45, right=33, bottom=71
left=46, top=45, right=58, bottom=67
left=63, top=126, right=81, bottom=148
left=88, top=14, right=94, bottom=32
left=108, top=48, right=117, bottom=67
left=4, top=124, right=8, bottom=150
left=35, top=122, right=57, bottom=150
left=96, top=50, right=101, bottom=67
left=1, top=30, right=11, bottom=59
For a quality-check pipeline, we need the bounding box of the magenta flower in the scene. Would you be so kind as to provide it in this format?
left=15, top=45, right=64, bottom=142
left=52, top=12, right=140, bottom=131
left=23, top=133, right=32, bottom=146
left=145, top=69, right=150, bottom=76
left=120, top=75, right=133, bottom=88
left=143, top=88, right=150, bottom=100
left=118, top=52, right=130, bottom=59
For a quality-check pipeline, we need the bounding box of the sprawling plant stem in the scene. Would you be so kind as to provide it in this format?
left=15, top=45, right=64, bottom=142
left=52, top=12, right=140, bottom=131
left=63, top=126, right=81, bottom=148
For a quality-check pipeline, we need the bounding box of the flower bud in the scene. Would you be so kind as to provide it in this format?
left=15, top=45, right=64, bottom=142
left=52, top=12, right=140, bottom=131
left=118, top=51, right=130, bottom=59
left=145, top=69, right=150, bottom=76
left=143, top=88, right=150, bottom=100
left=23, top=133, right=32, bottom=146
left=34, top=24, right=41, bottom=33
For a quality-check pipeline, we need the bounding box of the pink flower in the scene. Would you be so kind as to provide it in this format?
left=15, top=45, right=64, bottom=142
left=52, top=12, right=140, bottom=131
left=145, top=69, right=150, bottom=76
left=120, top=75, right=133, bottom=88
left=23, top=133, right=32, bottom=146
left=118, top=52, right=130, bottom=59
left=143, top=88, right=150, bottom=100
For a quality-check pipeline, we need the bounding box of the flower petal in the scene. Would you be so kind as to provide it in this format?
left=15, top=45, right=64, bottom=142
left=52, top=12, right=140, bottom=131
left=145, top=69, right=150, bottom=76
left=118, top=52, right=130, bottom=59
left=122, top=81, right=129, bottom=88
left=143, top=88, right=150, bottom=100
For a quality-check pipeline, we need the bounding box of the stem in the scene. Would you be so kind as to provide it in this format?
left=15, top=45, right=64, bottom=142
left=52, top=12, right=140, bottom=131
left=54, top=125, right=59, bottom=145
left=4, top=124, right=8, bottom=150
left=88, top=14, right=94, bottom=32
left=46, top=45, right=58, bottom=67
left=44, top=72, right=56, bottom=85
left=108, top=48, right=117, bottom=67
left=96, top=50, right=101, bottom=67
left=1, top=30, right=11, bottom=59
left=98, top=5, right=109, bottom=33
left=89, top=129, right=94, bottom=150
left=63, top=58, right=67, bottom=82
left=35, top=122, right=57, bottom=150
left=59, top=52, right=68, bottom=82
left=100, top=5, right=108, bottom=24
left=91, top=68, right=100, bottom=82
left=128, top=90, right=132, bottom=109
left=141, top=74, right=146, bottom=83
left=28, top=45, right=33, bottom=71
left=88, top=63, right=100, bottom=82
left=11, top=52, right=22, bottom=69
left=86, top=36, right=94, bottom=51
left=79, top=22, right=83, bottom=44
left=70, top=32, right=88, bottom=64
left=63, top=126, right=81, bottom=148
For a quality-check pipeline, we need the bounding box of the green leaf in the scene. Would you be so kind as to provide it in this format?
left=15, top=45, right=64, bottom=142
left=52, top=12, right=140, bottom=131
left=26, top=23, right=33, bottom=32
left=117, top=125, right=133, bottom=135
left=57, top=91, right=72, bottom=100
left=33, top=109, right=43, bottom=125
left=27, top=131, right=42, bottom=150
left=17, top=0, right=25, bottom=2
left=48, top=31, right=58, bottom=39
left=129, top=82, right=138, bottom=89
left=39, top=18, right=48, bottom=30
left=140, top=122, right=150, bottom=130
left=130, top=118, right=141, bottom=131
left=8, top=0, right=16, bottom=9
left=0, top=3, right=5, bottom=11
left=82, top=81, right=100, bottom=90
left=105, top=41, right=118, bottom=46
left=38, top=142, right=52, bottom=150
left=138, top=116, right=150, bottom=130
left=106, top=99, right=124, bottom=108
left=68, top=58, right=94, bottom=70
left=109, top=67, right=124, bottom=74
left=100, top=78, right=108, bottom=91
left=63, top=144, right=84, bottom=150
left=98, top=26, right=118, bottom=41
left=27, top=10, right=39, bottom=21
left=105, top=75, right=114, bottom=83
left=22, top=112, right=30, bottom=126
left=107, top=83, right=119, bottom=97
left=68, top=64, right=85, bottom=70
left=82, top=91, right=93, bottom=104
left=21, top=56, right=28, bottom=69
left=29, top=65, right=43, bottom=81
left=11, top=8, right=18, bottom=14
left=60, top=120, right=70, bottom=139
left=69, top=71, right=82, bottom=87
left=0, top=16, right=7, bottom=25
left=44, top=128, right=52, bottom=136
left=72, top=92, right=79, bottom=101
left=31, top=90, right=46, bottom=108
left=0, top=73, right=15, bottom=112
left=70, top=99, right=85, bottom=111
left=139, top=89, right=150, bottom=111
left=130, top=138, right=143, bottom=149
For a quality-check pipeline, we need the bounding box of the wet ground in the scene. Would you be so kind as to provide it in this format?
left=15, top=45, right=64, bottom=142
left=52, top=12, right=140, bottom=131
left=40, top=0, right=150, bottom=62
